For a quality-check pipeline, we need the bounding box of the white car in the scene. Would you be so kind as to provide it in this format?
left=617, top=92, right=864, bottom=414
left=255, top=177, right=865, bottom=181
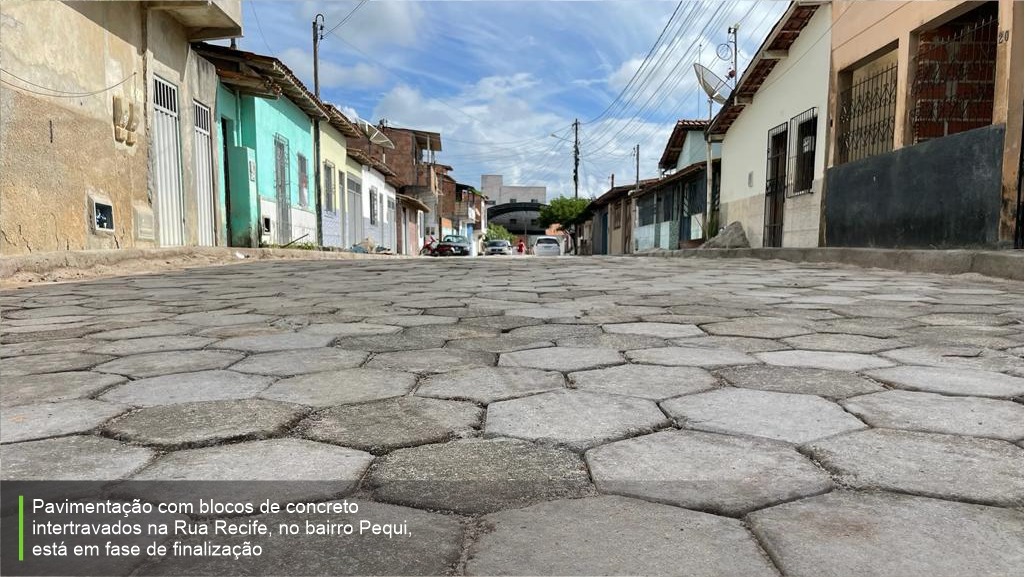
left=531, top=236, right=562, bottom=256
left=485, top=240, right=513, bottom=255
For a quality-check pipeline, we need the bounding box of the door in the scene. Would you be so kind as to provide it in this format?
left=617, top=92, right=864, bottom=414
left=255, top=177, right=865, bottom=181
left=193, top=102, right=216, bottom=246
left=273, top=135, right=291, bottom=245
left=152, top=77, right=185, bottom=246
left=220, top=119, right=233, bottom=243
left=764, top=123, right=788, bottom=247
left=598, top=211, right=608, bottom=254
left=346, top=175, right=362, bottom=246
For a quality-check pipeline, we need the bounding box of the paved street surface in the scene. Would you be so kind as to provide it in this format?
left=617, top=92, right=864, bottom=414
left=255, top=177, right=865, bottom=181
left=2, top=256, right=1023, bottom=576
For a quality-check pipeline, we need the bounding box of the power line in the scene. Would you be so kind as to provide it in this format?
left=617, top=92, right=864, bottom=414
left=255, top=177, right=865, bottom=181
left=0, top=69, right=136, bottom=98
left=248, top=1, right=274, bottom=55
left=323, top=0, right=369, bottom=37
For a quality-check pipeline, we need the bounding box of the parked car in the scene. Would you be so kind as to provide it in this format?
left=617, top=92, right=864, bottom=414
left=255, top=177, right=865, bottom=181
left=485, top=239, right=513, bottom=255
left=531, top=235, right=562, bottom=256
left=434, top=235, right=472, bottom=256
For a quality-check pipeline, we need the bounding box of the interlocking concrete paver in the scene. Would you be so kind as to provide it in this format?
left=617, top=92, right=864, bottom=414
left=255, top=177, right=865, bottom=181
left=486, top=389, right=668, bottom=450
left=104, top=399, right=304, bottom=446
left=755, top=349, right=896, bottom=371
left=100, top=370, right=274, bottom=406
left=663, top=388, right=867, bottom=443
left=467, top=496, right=778, bottom=576
left=93, top=350, right=244, bottom=378
left=303, top=396, right=482, bottom=452
left=417, top=367, right=565, bottom=404
left=749, top=491, right=1024, bottom=577
left=586, top=430, right=833, bottom=516
left=627, top=346, right=758, bottom=367
left=260, top=368, right=416, bottom=406
left=369, top=438, right=593, bottom=514
left=3, top=255, right=1022, bottom=572
left=0, top=399, right=129, bottom=443
left=1, top=435, right=154, bottom=480
left=865, top=365, right=1023, bottom=398
left=230, top=348, right=369, bottom=376
left=842, top=390, right=1024, bottom=440
left=569, top=364, right=715, bottom=400
left=499, top=346, right=624, bottom=372
left=804, top=429, right=1023, bottom=506
left=716, top=365, right=885, bottom=399
left=0, top=371, right=127, bottom=407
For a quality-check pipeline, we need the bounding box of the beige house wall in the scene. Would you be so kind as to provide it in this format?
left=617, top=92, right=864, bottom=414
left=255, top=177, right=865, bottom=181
left=828, top=0, right=1022, bottom=241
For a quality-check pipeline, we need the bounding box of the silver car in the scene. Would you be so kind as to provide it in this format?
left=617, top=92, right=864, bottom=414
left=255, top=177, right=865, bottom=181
left=531, top=236, right=562, bottom=256
left=486, top=240, right=513, bottom=255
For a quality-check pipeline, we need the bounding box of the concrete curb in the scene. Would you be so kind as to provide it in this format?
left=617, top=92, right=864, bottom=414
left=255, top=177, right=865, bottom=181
left=0, top=246, right=408, bottom=280
left=631, top=247, right=1024, bottom=281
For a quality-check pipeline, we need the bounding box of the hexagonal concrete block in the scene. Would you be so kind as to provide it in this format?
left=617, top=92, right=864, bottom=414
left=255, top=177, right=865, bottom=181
left=486, top=389, right=668, bottom=451
left=136, top=500, right=463, bottom=576
left=260, top=368, right=416, bottom=407
left=304, top=396, right=482, bottom=452
left=1, top=399, right=129, bottom=444
left=880, top=345, right=1023, bottom=375
left=499, top=347, right=624, bottom=372
left=132, top=439, right=373, bottom=501
left=804, top=429, right=1023, bottom=507
left=0, top=371, right=127, bottom=408
left=300, top=322, right=402, bottom=337
left=94, top=350, right=244, bottom=378
left=748, top=491, right=1024, bottom=577
left=366, top=348, right=496, bottom=373
left=672, top=336, right=790, bottom=353
left=558, top=333, right=671, bottom=351
left=586, top=430, right=833, bottom=516
left=569, top=364, right=715, bottom=400
left=1, top=436, right=154, bottom=480
left=104, top=399, right=304, bottom=446
left=602, top=322, right=704, bottom=338
left=754, top=350, right=895, bottom=372
left=99, top=370, right=275, bottom=407
left=333, top=333, right=447, bottom=353
left=466, top=496, right=778, bottom=577
left=369, top=438, right=593, bottom=514
left=842, top=390, right=1024, bottom=441
left=86, top=335, right=217, bottom=356
left=417, top=367, right=565, bottom=404
left=716, top=365, right=885, bottom=399
left=507, top=324, right=603, bottom=341
left=230, top=348, right=369, bottom=376
left=865, top=365, right=1023, bottom=398
left=211, top=332, right=336, bottom=352
left=627, top=346, right=758, bottom=368
left=662, top=388, right=866, bottom=444
left=702, top=318, right=812, bottom=339
left=780, top=333, right=903, bottom=353
left=4, top=352, right=114, bottom=376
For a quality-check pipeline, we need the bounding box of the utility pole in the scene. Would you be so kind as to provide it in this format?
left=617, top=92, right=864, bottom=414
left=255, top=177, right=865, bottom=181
left=610, top=174, right=615, bottom=190
left=312, top=14, right=325, bottom=247
left=572, top=118, right=580, bottom=199
left=634, top=144, right=640, bottom=186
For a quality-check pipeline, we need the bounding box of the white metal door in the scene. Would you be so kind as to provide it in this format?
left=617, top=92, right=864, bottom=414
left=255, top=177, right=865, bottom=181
left=152, top=77, right=185, bottom=246
left=193, top=101, right=216, bottom=246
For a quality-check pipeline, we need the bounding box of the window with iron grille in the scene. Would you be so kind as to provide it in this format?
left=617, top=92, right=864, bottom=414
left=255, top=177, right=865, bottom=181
left=323, top=161, right=336, bottom=213
left=297, top=153, right=309, bottom=208
left=836, top=64, right=897, bottom=164
left=788, top=108, right=817, bottom=196
left=637, top=194, right=656, bottom=227
left=370, top=186, right=379, bottom=225
left=661, top=192, right=674, bottom=221
left=387, top=198, right=394, bottom=223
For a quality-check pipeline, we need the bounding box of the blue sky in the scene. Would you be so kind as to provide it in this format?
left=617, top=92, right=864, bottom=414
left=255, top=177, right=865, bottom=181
left=239, top=1, right=788, bottom=200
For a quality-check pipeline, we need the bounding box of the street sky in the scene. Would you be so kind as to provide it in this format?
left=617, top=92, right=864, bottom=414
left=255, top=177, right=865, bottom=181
left=238, top=1, right=789, bottom=200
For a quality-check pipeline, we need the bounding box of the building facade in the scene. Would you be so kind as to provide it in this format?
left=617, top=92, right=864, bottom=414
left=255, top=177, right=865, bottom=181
left=1, top=0, right=241, bottom=254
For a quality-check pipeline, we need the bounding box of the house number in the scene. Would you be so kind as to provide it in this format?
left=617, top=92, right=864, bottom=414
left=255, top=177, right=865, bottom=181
left=997, top=30, right=1010, bottom=44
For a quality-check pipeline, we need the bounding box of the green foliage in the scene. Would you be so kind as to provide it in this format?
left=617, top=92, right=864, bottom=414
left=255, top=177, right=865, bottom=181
left=486, top=223, right=515, bottom=242
left=538, top=196, right=591, bottom=229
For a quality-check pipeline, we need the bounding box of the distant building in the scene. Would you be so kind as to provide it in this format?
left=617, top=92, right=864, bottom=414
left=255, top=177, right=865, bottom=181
left=481, top=174, right=547, bottom=243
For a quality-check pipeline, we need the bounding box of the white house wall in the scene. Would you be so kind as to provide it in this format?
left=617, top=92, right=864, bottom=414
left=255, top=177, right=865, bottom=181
left=360, top=166, right=396, bottom=250
left=719, top=5, right=831, bottom=248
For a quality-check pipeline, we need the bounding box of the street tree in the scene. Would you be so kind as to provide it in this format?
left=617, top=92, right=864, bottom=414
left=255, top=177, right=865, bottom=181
left=538, top=197, right=590, bottom=229
left=486, top=223, right=515, bottom=242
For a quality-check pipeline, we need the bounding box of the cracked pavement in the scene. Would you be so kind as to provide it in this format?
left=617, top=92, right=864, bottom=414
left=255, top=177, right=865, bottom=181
left=1, top=256, right=1023, bottom=576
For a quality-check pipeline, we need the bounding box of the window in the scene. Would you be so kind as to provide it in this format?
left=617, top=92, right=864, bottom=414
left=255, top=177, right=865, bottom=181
left=611, top=202, right=622, bottom=229
left=455, top=190, right=463, bottom=202
left=637, top=195, right=656, bottom=227
left=509, top=218, right=518, bottom=225
left=323, top=161, right=336, bottom=213
left=369, top=186, right=379, bottom=225
left=788, top=108, right=817, bottom=195
left=297, top=153, right=309, bottom=207
left=661, top=192, right=674, bottom=221
left=387, top=198, right=395, bottom=224
left=530, top=198, right=538, bottom=203
left=530, top=219, right=538, bottom=226
left=509, top=198, right=517, bottom=204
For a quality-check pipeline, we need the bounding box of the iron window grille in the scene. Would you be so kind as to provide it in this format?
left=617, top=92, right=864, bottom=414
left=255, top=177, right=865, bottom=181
left=836, top=63, right=898, bottom=164
left=369, top=186, right=379, bottom=225
left=637, top=194, right=656, bottom=227
left=323, top=162, right=336, bottom=213
left=787, top=108, right=818, bottom=197
left=909, top=15, right=997, bottom=144
left=297, top=153, right=309, bottom=208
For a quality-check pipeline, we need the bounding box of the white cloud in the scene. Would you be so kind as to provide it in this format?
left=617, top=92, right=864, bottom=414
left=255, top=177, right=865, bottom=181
left=278, top=47, right=387, bottom=90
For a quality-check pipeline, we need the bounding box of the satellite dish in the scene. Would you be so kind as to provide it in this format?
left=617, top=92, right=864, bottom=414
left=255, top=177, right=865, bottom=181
left=356, top=118, right=395, bottom=149
left=693, top=63, right=730, bottom=105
